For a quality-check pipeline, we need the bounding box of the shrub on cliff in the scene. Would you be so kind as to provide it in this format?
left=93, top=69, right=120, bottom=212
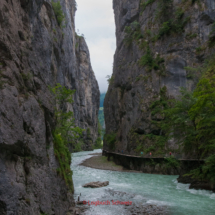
left=139, top=46, right=165, bottom=72
left=73, top=140, right=84, bottom=152
left=49, top=83, right=83, bottom=192
left=140, top=0, right=156, bottom=12
left=164, top=55, right=215, bottom=182
left=104, top=132, right=116, bottom=151
left=124, top=21, right=143, bottom=47
left=94, top=121, right=103, bottom=149
left=208, top=22, right=215, bottom=47
left=51, top=1, right=65, bottom=26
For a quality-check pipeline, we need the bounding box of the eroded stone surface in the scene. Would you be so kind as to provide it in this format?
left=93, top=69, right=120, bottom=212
left=104, top=0, right=215, bottom=158
left=0, top=0, right=99, bottom=214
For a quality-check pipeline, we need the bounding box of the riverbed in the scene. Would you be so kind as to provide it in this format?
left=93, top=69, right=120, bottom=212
left=71, top=149, right=215, bottom=215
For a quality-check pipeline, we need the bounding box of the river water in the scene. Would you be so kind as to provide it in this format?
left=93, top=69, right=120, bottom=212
left=71, top=149, right=215, bottom=215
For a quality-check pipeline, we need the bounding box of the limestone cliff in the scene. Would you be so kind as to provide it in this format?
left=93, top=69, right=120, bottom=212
left=104, top=0, right=215, bottom=156
left=0, top=0, right=99, bottom=214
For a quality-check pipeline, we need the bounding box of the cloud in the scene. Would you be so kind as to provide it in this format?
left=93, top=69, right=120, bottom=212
left=75, top=0, right=116, bottom=93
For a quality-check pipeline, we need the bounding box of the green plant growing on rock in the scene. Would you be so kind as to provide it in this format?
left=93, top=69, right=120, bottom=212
left=94, top=121, right=103, bottom=149
left=104, top=132, right=116, bottom=151
left=139, top=46, right=165, bottom=72
left=195, top=46, right=205, bottom=54
left=162, top=56, right=215, bottom=182
left=40, top=212, right=48, bottom=215
left=164, top=156, right=180, bottom=168
left=187, top=154, right=215, bottom=183
left=21, top=72, right=33, bottom=82
left=0, top=70, right=5, bottom=89
left=184, top=66, right=199, bottom=80
left=49, top=83, right=83, bottom=192
left=139, top=46, right=155, bottom=70
left=208, top=22, right=215, bottom=47
left=106, top=75, right=114, bottom=85
left=135, top=74, right=150, bottom=82
left=73, top=140, right=84, bottom=152
left=156, top=0, right=173, bottom=20
left=51, top=1, right=65, bottom=27
left=87, top=128, right=91, bottom=138
left=140, top=0, right=156, bottom=12
left=155, top=4, right=190, bottom=40
left=186, top=32, right=197, bottom=40
left=124, top=21, right=143, bottom=47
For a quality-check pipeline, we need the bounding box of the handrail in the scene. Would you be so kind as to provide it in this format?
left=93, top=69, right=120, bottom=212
left=102, top=150, right=204, bottom=161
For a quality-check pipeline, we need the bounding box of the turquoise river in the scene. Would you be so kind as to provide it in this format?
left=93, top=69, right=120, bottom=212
left=71, top=149, right=215, bottom=215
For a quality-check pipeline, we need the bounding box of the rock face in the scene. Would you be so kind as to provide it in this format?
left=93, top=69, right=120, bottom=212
left=0, top=0, right=99, bottom=214
left=82, top=181, right=109, bottom=188
left=75, top=36, right=100, bottom=150
left=104, top=0, right=215, bottom=156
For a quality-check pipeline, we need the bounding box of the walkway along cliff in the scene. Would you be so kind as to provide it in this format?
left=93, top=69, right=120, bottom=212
left=104, top=0, right=215, bottom=189
left=0, top=0, right=99, bottom=214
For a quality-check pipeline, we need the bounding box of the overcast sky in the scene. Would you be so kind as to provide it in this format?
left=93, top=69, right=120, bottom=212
left=75, top=0, right=116, bottom=93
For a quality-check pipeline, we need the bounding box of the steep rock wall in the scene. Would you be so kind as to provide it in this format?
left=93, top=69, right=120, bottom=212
left=0, top=0, right=99, bottom=214
left=104, top=0, right=215, bottom=156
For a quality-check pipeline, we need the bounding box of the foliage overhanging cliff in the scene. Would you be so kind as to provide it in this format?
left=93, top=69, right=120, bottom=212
left=0, top=0, right=99, bottom=214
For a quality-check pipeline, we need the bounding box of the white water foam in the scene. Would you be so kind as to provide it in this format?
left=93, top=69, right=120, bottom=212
left=146, top=199, right=173, bottom=206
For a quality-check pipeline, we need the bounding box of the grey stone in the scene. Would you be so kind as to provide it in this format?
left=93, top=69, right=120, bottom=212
left=82, top=181, right=109, bottom=188
left=104, top=0, right=215, bottom=159
left=0, top=0, right=99, bottom=214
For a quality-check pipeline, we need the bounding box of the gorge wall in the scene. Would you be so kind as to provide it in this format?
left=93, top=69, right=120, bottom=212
left=0, top=0, right=99, bottom=214
left=104, top=0, right=215, bottom=157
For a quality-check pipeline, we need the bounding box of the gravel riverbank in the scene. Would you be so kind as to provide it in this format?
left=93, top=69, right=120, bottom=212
left=80, top=153, right=140, bottom=172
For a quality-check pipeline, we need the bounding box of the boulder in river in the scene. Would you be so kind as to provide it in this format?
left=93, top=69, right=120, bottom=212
left=82, top=181, right=109, bottom=188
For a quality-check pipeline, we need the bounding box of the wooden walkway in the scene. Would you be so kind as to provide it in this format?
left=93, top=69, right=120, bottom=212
left=102, top=150, right=204, bottom=161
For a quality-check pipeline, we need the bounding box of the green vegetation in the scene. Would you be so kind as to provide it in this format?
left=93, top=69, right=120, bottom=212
left=135, top=74, right=150, bottom=82
left=73, top=140, right=84, bottom=152
left=0, top=70, right=4, bottom=89
left=94, top=121, right=103, bottom=149
left=186, top=32, right=197, bottom=40
left=156, top=8, right=190, bottom=40
left=104, top=132, right=116, bottom=150
left=51, top=1, right=65, bottom=26
left=21, top=72, right=33, bottom=82
left=133, top=85, right=178, bottom=156
left=139, top=46, right=165, bottom=73
left=49, top=83, right=83, bottom=192
left=140, top=0, right=190, bottom=42
left=184, top=66, right=201, bottom=80
left=140, top=0, right=156, bottom=12
left=124, top=21, right=143, bottom=46
left=106, top=75, right=114, bottom=85
left=86, top=128, right=91, bottom=138
left=208, top=22, right=215, bottom=47
left=164, top=156, right=180, bottom=168
left=196, top=46, right=205, bottom=54
left=40, top=213, right=48, bottom=215
left=156, top=0, right=173, bottom=20
left=160, top=55, right=215, bottom=182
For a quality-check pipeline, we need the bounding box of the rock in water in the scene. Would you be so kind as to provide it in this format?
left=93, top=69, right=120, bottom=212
left=83, top=181, right=109, bottom=188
